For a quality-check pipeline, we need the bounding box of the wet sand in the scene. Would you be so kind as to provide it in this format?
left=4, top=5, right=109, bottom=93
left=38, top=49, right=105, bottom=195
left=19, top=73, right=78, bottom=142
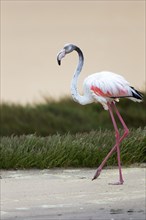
left=1, top=168, right=146, bottom=220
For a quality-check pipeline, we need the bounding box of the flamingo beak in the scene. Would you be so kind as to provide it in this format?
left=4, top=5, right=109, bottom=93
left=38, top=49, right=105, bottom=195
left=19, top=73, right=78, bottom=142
left=57, top=49, right=66, bottom=66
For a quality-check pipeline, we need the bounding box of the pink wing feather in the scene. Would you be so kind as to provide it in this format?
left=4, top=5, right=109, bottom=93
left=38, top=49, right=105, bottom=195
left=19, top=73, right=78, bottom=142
left=87, top=71, right=131, bottom=99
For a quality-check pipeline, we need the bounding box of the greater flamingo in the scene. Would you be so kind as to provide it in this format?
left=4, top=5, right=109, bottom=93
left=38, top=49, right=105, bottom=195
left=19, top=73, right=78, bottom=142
left=57, top=43, right=143, bottom=185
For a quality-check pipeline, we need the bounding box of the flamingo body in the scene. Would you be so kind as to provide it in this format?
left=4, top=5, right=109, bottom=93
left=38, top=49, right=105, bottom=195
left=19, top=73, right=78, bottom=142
left=82, top=71, right=142, bottom=110
left=57, top=43, right=143, bottom=184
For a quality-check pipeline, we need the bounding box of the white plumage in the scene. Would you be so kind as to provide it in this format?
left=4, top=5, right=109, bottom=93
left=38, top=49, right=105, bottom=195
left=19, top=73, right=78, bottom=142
left=82, top=71, right=141, bottom=110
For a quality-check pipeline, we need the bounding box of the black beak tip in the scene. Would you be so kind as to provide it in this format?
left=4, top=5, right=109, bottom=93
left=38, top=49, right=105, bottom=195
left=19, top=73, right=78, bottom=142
left=57, top=59, right=61, bottom=66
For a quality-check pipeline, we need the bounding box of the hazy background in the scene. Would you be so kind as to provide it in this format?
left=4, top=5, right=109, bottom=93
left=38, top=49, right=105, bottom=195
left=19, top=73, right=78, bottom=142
left=1, top=0, right=145, bottom=104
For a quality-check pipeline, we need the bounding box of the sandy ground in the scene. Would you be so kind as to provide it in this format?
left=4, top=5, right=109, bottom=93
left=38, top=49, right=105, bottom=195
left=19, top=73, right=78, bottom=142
left=1, top=168, right=146, bottom=220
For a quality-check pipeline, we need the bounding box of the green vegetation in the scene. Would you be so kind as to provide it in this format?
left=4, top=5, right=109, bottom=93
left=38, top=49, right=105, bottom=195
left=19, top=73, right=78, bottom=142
left=0, top=94, right=146, bottom=136
left=0, top=128, right=146, bottom=169
left=0, top=94, right=145, bottom=169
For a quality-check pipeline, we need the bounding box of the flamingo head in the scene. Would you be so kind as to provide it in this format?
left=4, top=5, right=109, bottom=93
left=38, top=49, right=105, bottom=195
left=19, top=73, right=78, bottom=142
left=57, top=43, right=76, bottom=65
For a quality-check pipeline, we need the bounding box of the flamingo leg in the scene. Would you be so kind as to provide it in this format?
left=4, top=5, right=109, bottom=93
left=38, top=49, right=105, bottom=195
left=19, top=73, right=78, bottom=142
left=108, top=103, right=123, bottom=185
left=111, top=102, right=129, bottom=135
left=92, top=102, right=129, bottom=184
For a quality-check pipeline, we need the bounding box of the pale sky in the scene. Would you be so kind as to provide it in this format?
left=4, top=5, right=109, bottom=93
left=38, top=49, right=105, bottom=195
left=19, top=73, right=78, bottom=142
left=1, top=0, right=145, bottom=104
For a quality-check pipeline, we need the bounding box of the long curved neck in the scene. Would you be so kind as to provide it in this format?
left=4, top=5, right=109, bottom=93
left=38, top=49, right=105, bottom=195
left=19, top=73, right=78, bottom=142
left=70, top=46, right=89, bottom=105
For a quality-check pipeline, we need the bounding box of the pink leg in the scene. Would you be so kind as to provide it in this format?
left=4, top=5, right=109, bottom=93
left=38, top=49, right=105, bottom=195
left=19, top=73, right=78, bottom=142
left=108, top=103, right=123, bottom=185
left=92, top=102, right=129, bottom=184
left=111, top=102, right=129, bottom=135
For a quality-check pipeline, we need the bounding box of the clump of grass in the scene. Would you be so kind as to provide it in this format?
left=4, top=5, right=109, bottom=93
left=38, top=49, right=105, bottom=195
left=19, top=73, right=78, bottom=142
left=0, top=93, right=146, bottom=136
left=0, top=128, right=145, bottom=169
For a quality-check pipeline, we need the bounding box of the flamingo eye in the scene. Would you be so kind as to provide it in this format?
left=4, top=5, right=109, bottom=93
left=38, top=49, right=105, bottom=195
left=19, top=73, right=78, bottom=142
left=64, top=44, right=75, bottom=53
left=64, top=46, right=71, bottom=53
